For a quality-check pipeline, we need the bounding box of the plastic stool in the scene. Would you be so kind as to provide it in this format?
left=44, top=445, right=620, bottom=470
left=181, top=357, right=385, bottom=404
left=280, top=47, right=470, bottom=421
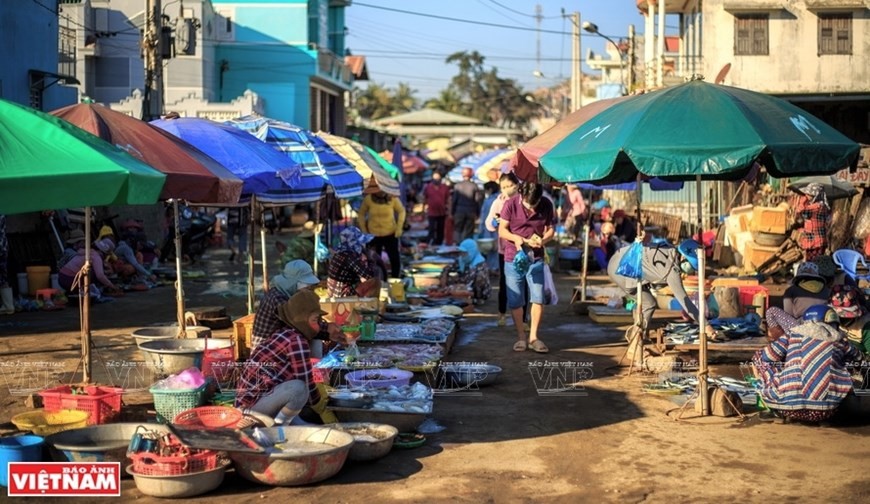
left=35, top=289, right=59, bottom=302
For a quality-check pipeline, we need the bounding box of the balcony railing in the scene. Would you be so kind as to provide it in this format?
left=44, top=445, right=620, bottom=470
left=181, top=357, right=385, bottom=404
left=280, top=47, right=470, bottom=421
left=316, top=48, right=353, bottom=87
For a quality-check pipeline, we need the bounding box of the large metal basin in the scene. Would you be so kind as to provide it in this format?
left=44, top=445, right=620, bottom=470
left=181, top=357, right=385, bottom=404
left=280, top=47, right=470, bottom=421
left=127, top=459, right=229, bottom=498
left=329, top=407, right=426, bottom=433
left=45, top=423, right=169, bottom=473
left=139, top=338, right=233, bottom=377
left=329, top=422, right=397, bottom=462
left=228, top=426, right=354, bottom=486
left=131, top=326, right=212, bottom=347
left=440, top=363, right=502, bottom=388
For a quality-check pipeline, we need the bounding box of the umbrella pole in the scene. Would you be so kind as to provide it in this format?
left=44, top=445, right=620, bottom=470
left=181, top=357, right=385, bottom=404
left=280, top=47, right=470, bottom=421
left=247, top=197, right=257, bottom=314
left=81, top=207, right=92, bottom=384
left=261, top=208, right=268, bottom=293
left=696, top=175, right=710, bottom=415
left=173, top=200, right=185, bottom=337
left=580, top=221, right=589, bottom=302
left=635, top=173, right=644, bottom=372
left=314, top=201, right=321, bottom=276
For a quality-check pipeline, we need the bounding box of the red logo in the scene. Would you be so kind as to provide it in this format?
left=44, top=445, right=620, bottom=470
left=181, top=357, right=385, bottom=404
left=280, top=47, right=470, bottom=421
left=7, top=462, right=121, bottom=497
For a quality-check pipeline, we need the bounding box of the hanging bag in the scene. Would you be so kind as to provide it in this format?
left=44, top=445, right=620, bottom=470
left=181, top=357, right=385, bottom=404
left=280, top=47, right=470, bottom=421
left=543, top=263, right=559, bottom=305
left=616, top=241, right=644, bottom=279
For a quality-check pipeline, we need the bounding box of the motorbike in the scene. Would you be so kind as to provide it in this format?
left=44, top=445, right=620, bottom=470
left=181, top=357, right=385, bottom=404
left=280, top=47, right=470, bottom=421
left=161, top=204, right=216, bottom=263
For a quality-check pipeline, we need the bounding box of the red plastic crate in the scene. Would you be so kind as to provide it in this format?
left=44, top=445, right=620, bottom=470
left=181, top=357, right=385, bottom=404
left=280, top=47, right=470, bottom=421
left=39, top=385, right=124, bottom=425
left=738, top=286, right=769, bottom=314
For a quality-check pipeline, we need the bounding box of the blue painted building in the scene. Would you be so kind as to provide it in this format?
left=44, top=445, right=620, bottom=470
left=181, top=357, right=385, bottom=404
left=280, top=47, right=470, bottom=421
left=0, top=0, right=77, bottom=109
left=213, top=0, right=355, bottom=132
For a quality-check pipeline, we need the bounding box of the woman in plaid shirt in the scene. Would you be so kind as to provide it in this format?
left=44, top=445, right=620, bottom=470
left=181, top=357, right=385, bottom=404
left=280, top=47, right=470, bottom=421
left=327, top=226, right=381, bottom=298
left=236, top=290, right=329, bottom=425
left=795, top=183, right=831, bottom=261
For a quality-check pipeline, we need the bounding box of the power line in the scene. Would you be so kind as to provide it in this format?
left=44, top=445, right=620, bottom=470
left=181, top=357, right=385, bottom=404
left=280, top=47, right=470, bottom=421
left=353, top=1, right=599, bottom=36
left=476, top=0, right=534, bottom=29
left=485, top=0, right=561, bottom=19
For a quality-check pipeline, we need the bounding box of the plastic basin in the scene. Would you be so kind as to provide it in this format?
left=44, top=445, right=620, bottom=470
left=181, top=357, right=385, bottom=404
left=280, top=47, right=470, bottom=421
left=228, top=426, right=354, bottom=486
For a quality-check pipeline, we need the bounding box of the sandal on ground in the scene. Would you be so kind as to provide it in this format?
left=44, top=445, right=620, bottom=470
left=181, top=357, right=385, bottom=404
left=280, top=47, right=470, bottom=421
left=513, top=340, right=528, bottom=352
left=529, top=340, right=549, bottom=353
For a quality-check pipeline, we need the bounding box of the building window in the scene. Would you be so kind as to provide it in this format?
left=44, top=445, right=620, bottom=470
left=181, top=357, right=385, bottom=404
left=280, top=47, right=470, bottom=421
left=734, top=14, right=768, bottom=55
left=818, top=13, right=852, bottom=55
left=58, top=26, right=76, bottom=78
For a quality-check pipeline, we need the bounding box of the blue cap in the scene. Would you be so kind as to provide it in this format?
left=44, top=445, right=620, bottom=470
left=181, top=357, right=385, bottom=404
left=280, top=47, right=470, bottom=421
left=677, top=239, right=701, bottom=272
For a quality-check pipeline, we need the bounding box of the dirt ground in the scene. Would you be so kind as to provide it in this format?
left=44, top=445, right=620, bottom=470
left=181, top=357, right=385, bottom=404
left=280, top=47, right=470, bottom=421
left=1, top=231, right=869, bottom=503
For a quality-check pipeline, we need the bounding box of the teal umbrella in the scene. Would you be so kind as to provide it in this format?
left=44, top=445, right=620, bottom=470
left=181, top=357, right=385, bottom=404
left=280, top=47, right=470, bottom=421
left=0, top=98, right=167, bottom=384
left=539, top=80, right=861, bottom=415
left=541, top=80, right=860, bottom=184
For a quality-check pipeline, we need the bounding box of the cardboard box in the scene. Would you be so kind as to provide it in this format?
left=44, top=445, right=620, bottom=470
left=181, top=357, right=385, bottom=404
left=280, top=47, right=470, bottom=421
left=750, top=206, right=788, bottom=234
left=743, top=241, right=780, bottom=271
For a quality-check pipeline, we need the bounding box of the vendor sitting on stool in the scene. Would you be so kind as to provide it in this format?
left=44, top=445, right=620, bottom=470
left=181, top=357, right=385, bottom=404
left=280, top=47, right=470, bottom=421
left=607, top=239, right=711, bottom=342
left=235, top=290, right=334, bottom=426
left=753, top=304, right=862, bottom=423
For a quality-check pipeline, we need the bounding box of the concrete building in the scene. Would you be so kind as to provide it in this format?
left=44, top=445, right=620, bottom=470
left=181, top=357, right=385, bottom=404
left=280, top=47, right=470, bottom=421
left=0, top=0, right=77, bottom=109
left=57, top=0, right=358, bottom=131
left=636, top=0, right=870, bottom=143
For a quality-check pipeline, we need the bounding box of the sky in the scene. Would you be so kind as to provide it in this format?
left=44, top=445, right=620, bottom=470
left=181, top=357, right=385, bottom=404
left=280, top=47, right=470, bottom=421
left=345, top=0, right=654, bottom=100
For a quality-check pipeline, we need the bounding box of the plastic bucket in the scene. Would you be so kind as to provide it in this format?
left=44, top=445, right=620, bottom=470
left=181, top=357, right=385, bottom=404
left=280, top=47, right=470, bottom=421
left=0, top=435, right=44, bottom=486
left=26, top=266, right=51, bottom=296
left=16, top=273, right=28, bottom=297
left=388, top=278, right=406, bottom=302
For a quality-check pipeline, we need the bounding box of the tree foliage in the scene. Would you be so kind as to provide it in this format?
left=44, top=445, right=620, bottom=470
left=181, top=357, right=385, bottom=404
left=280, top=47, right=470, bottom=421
left=350, top=51, right=541, bottom=131
left=351, top=82, right=419, bottom=121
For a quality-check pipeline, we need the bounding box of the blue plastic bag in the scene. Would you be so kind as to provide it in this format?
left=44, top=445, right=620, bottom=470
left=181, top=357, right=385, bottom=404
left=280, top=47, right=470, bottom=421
left=513, top=249, right=531, bottom=276
left=616, top=241, right=643, bottom=279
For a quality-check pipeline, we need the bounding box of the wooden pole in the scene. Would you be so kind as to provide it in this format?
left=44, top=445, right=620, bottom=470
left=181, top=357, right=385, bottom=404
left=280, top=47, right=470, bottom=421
left=81, top=207, right=92, bottom=383
left=696, top=175, right=710, bottom=415
left=173, top=200, right=185, bottom=336
left=247, top=197, right=257, bottom=314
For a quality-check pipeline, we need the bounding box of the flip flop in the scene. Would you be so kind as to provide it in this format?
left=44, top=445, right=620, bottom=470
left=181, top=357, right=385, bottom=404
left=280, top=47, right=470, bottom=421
left=513, top=340, right=528, bottom=352
left=529, top=340, right=549, bottom=353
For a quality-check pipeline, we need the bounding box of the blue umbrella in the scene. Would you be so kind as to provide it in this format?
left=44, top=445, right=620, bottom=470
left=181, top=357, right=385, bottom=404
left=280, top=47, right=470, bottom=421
left=150, top=117, right=301, bottom=196
left=228, top=115, right=363, bottom=203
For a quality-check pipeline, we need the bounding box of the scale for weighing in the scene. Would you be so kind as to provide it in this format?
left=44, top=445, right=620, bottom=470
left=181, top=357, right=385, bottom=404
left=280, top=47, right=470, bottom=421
left=167, top=425, right=265, bottom=453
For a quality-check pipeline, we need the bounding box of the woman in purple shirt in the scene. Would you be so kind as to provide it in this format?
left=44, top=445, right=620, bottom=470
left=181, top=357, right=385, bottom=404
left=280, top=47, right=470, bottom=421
left=498, top=183, right=555, bottom=353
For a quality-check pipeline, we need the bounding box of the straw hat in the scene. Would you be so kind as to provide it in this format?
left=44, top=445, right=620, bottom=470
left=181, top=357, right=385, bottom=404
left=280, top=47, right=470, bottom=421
left=363, top=177, right=381, bottom=195
left=97, top=225, right=114, bottom=240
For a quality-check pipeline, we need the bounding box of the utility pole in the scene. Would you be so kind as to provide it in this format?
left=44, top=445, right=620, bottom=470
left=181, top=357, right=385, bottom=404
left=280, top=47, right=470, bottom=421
left=628, top=24, right=636, bottom=93
left=570, top=11, right=582, bottom=111
left=535, top=4, right=542, bottom=78
left=142, top=0, right=163, bottom=120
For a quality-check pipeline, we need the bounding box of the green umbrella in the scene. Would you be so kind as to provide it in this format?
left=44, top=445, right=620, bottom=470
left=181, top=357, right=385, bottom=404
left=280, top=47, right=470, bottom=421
left=539, top=80, right=861, bottom=415
left=541, top=80, right=860, bottom=184
left=0, top=98, right=166, bottom=383
left=0, top=100, right=166, bottom=214
left=364, top=145, right=401, bottom=180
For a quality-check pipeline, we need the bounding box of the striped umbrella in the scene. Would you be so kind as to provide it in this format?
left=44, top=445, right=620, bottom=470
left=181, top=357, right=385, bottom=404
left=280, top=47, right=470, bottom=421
left=316, top=132, right=401, bottom=196
left=228, top=115, right=364, bottom=203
